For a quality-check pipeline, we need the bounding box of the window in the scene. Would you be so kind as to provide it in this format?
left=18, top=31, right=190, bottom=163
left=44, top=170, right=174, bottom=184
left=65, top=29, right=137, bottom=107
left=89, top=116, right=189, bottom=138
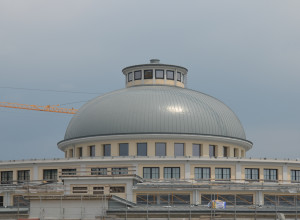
left=215, top=168, right=231, bottom=180
left=62, top=169, right=77, bottom=175
left=112, top=168, right=128, bottom=175
left=89, top=145, right=95, bottom=157
left=134, top=70, right=142, bottom=80
left=177, top=72, right=181, bottom=81
left=264, top=169, right=278, bottom=182
left=93, top=187, right=104, bottom=195
left=245, top=168, right=259, bottom=181
left=166, top=70, right=174, bottom=80
left=155, top=69, right=164, bottom=79
left=91, top=168, right=107, bottom=175
left=209, top=145, right=216, bottom=157
left=192, top=144, right=201, bottom=156
left=77, top=147, right=83, bottom=157
left=1, top=171, right=13, bottom=184
left=69, top=149, right=73, bottom=158
left=143, top=167, right=159, bottom=179
left=223, top=146, right=228, bottom=157
left=110, top=186, right=125, bottom=193
left=0, top=196, right=3, bottom=207
left=119, top=143, right=128, bottom=156
left=144, top=69, right=153, bottom=79
left=174, top=143, right=184, bottom=156
left=195, top=167, right=210, bottom=180
left=73, top=186, right=88, bottom=194
left=291, top=170, right=300, bottom=182
left=103, top=144, right=111, bottom=156
left=155, top=143, right=166, bottom=156
left=17, top=170, right=30, bottom=183
left=128, top=72, right=133, bottom=82
left=164, top=167, right=180, bottom=179
left=234, top=148, right=239, bottom=157
left=43, top=169, right=57, bottom=181
left=137, top=143, right=147, bottom=156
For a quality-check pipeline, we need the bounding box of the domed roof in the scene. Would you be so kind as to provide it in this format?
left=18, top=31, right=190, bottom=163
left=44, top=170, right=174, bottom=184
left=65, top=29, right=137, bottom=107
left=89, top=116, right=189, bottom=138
left=63, top=85, right=247, bottom=141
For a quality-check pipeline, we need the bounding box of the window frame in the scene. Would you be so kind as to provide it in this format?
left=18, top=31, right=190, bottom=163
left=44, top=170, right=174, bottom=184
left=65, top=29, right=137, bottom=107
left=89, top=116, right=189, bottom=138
left=223, top=146, right=228, bottom=157
left=245, top=168, right=259, bottom=181
left=166, top=70, right=174, bottom=80
left=137, top=143, right=147, bottom=156
left=192, top=144, right=201, bottom=156
left=174, top=143, right=184, bottom=156
left=119, top=143, right=129, bottom=156
left=194, top=167, right=211, bottom=180
left=177, top=72, right=181, bottom=81
left=164, top=167, right=180, bottom=179
left=103, top=144, right=111, bottom=157
left=128, top=72, right=133, bottom=82
left=155, top=69, right=164, bottom=79
left=144, top=69, right=153, bottom=79
left=209, top=145, right=216, bottom=157
left=291, top=170, right=300, bottom=182
left=17, top=170, right=30, bottom=183
left=155, top=142, right=166, bottom=156
left=143, top=167, right=160, bottom=179
left=43, top=169, right=58, bottom=182
left=89, top=145, right=95, bottom=157
left=1, top=171, right=13, bottom=184
left=112, top=168, right=128, bottom=175
left=61, top=168, right=77, bottom=176
left=264, top=169, right=278, bottom=182
left=134, top=70, right=142, bottom=80
left=91, top=168, right=107, bottom=175
left=215, top=168, right=231, bottom=181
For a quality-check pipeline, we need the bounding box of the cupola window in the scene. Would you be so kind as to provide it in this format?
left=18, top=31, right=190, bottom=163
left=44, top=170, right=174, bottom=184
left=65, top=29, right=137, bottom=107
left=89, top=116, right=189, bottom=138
left=166, top=70, right=174, bottom=80
left=144, top=70, right=153, bottom=79
left=155, top=69, right=164, bottom=79
left=177, top=72, right=181, bottom=81
left=134, top=70, right=142, bottom=80
left=128, top=72, right=133, bottom=82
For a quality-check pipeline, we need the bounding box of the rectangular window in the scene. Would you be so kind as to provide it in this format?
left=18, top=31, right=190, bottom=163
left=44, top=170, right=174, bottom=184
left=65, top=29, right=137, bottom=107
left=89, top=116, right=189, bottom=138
left=192, top=144, right=201, bottom=156
left=43, top=169, right=57, bottom=181
left=110, top=186, right=125, bottom=193
left=61, top=169, right=77, bottom=175
left=215, top=168, right=231, bottom=180
left=69, top=149, right=73, bottom=158
left=166, top=70, right=174, bottom=80
left=134, top=70, right=142, bottom=80
left=1, top=171, right=13, bottom=184
left=234, top=148, right=239, bottom=157
left=155, top=69, right=164, bottom=79
left=89, top=145, right=95, bottom=157
left=264, top=169, right=278, bottom=182
left=93, top=186, right=104, bottom=195
left=91, top=168, right=107, bottom=175
left=128, top=72, right=133, bottom=82
left=103, top=144, right=111, bottom=156
left=0, top=196, right=3, bottom=207
left=78, top=147, right=83, bottom=157
left=177, top=72, right=181, bottom=81
left=155, top=143, right=166, bottom=156
left=245, top=168, right=259, bottom=181
left=291, top=170, right=300, bottom=182
left=209, top=145, right=216, bottom=157
left=195, top=167, right=210, bottom=180
left=144, top=69, right=153, bottom=79
left=137, top=143, right=147, bottom=156
left=119, top=143, right=129, bottom=156
left=112, top=168, right=128, bottom=175
left=223, top=146, right=228, bottom=157
left=17, top=170, right=30, bottom=183
left=73, top=186, right=88, bottom=194
left=143, top=167, right=159, bottom=179
left=164, top=167, right=180, bottom=179
left=174, top=143, right=184, bottom=156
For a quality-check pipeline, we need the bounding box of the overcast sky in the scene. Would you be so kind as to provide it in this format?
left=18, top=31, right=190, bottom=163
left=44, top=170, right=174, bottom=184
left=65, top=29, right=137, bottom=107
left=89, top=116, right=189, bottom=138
left=0, top=0, right=299, bottom=160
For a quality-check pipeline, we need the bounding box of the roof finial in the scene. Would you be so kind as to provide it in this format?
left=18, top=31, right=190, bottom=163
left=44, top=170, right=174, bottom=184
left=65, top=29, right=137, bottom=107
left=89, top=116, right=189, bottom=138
left=150, top=59, right=160, bottom=64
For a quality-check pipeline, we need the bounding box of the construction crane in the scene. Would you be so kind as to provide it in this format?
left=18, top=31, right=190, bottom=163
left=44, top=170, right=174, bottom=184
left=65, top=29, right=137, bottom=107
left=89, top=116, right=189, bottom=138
left=0, top=102, right=78, bottom=114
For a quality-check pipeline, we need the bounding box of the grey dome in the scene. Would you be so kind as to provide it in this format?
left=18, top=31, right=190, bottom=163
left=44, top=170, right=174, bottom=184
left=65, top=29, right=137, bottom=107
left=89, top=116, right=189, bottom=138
left=64, top=85, right=246, bottom=141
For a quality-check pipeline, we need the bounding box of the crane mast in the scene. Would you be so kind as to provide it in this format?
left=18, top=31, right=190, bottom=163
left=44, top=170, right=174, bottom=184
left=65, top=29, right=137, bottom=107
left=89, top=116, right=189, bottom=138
left=0, top=102, right=78, bottom=114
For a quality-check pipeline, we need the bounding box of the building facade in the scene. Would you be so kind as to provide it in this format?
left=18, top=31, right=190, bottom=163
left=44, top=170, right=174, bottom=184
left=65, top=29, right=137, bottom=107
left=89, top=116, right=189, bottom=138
left=1, top=60, right=300, bottom=219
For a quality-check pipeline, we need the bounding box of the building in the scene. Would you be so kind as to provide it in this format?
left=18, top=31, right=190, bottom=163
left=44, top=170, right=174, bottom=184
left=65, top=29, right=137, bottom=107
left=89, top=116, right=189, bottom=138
left=1, top=59, right=300, bottom=219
